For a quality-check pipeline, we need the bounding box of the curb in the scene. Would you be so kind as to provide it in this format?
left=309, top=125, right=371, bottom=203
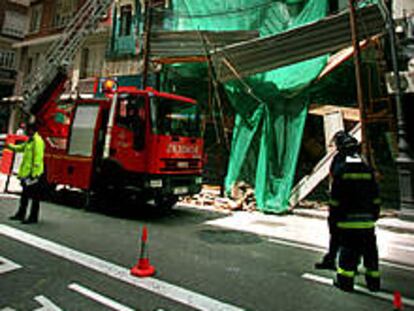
left=292, top=208, right=414, bottom=235
left=0, top=193, right=19, bottom=199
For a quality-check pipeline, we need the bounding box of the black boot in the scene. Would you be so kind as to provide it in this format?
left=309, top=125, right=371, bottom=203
left=366, top=276, right=380, bottom=292
left=315, top=256, right=336, bottom=270
left=10, top=194, right=28, bottom=221
left=22, top=218, right=38, bottom=224
left=9, top=207, right=26, bottom=221
left=9, top=214, right=25, bottom=221
left=335, top=275, right=354, bottom=292
left=22, top=201, right=39, bottom=224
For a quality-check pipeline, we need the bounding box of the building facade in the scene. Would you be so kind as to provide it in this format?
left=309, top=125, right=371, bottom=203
left=13, top=0, right=111, bottom=96
left=0, top=0, right=28, bottom=132
left=12, top=0, right=154, bottom=101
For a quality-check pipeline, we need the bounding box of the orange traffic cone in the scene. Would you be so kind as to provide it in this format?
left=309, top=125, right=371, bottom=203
left=393, top=291, right=403, bottom=310
left=130, top=226, right=156, bottom=277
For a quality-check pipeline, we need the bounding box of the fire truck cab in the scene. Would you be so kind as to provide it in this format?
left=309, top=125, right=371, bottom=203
left=42, top=82, right=204, bottom=209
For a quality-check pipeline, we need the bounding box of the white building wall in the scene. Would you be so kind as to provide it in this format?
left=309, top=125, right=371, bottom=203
left=393, top=0, right=414, bottom=19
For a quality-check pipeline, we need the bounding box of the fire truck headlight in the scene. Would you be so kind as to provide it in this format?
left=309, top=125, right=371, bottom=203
left=149, top=180, right=163, bottom=188
left=195, top=177, right=203, bottom=184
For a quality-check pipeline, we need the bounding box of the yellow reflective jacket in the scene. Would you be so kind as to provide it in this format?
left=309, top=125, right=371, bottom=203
left=6, top=132, right=45, bottom=179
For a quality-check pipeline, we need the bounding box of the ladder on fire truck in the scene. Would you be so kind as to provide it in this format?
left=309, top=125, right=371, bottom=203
left=21, top=0, right=113, bottom=115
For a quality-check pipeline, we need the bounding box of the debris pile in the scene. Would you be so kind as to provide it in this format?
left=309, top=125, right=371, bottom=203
left=181, top=182, right=257, bottom=212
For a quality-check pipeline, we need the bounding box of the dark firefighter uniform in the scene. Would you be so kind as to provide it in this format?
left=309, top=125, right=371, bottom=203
left=330, top=153, right=381, bottom=292
left=315, top=152, right=345, bottom=270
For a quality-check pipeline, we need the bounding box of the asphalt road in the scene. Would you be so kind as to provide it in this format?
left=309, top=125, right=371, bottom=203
left=0, top=196, right=413, bottom=311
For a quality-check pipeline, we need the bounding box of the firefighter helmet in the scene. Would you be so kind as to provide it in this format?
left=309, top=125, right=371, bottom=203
left=333, top=130, right=359, bottom=154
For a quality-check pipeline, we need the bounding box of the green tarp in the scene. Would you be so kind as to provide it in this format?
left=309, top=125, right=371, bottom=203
left=161, top=0, right=328, bottom=213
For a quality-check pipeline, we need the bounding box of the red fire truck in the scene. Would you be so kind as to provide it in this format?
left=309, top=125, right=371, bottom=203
left=35, top=79, right=204, bottom=209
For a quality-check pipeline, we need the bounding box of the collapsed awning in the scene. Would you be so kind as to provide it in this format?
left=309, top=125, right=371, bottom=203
left=211, top=4, right=385, bottom=82
left=150, top=30, right=259, bottom=62
left=317, top=38, right=372, bottom=79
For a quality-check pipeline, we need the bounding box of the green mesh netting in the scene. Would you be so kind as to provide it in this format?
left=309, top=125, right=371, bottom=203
left=158, top=0, right=329, bottom=213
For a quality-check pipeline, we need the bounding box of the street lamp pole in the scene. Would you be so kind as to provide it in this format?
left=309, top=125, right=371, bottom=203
left=142, top=0, right=153, bottom=89
left=348, top=0, right=370, bottom=161
left=382, top=2, right=414, bottom=220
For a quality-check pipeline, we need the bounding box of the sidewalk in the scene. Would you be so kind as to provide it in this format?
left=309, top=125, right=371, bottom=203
left=193, top=205, right=414, bottom=268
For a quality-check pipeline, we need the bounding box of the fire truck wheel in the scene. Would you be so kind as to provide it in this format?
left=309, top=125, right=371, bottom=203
left=92, top=160, right=124, bottom=210
left=83, top=191, right=93, bottom=210
left=155, top=196, right=178, bottom=211
left=92, top=186, right=123, bottom=212
left=43, top=182, right=57, bottom=202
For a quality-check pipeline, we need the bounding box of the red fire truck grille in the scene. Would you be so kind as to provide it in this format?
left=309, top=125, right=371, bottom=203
left=161, top=158, right=200, bottom=171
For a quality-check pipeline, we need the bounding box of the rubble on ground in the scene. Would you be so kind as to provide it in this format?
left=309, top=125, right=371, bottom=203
left=297, top=199, right=328, bottom=210
left=181, top=182, right=257, bottom=212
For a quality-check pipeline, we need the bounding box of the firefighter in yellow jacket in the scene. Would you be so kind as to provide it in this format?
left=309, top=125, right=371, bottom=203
left=7, top=122, right=45, bottom=224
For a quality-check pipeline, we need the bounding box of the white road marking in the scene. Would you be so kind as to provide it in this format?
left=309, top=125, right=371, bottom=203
left=0, top=256, right=22, bottom=274
left=0, top=225, right=244, bottom=311
left=302, top=273, right=333, bottom=285
left=267, top=238, right=325, bottom=253
left=69, top=283, right=135, bottom=311
left=33, top=295, right=63, bottom=311
left=267, top=237, right=414, bottom=272
left=302, top=273, right=414, bottom=307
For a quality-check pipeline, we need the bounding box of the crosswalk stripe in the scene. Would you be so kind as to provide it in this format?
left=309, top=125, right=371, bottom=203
left=69, top=283, right=135, bottom=311
left=33, top=296, right=63, bottom=311
left=0, top=256, right=22, bottom=274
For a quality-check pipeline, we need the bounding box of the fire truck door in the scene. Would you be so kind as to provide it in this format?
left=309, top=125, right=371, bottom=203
left=66, top=104, right=101, bottom=189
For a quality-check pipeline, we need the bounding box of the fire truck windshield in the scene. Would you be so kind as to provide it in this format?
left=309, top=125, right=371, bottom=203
left=150, top=97, right=202, bottom=137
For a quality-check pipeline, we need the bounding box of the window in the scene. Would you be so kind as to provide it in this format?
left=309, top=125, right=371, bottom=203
left=79, top=48, right=89, bottom=79
left=27, top=57, right=33, bottom=74
left=29, top=53, right=40, bottom=74
left=2, top=11, right=28, bottom=38
left=116, top=95, right=146, bottom=150
left=119, top=5, right=132, bottom=36
left=150, top=97, right=202, bottom=137
left=116, top=95, right=145, bottom=130
left=53, top=0, right=78, bottom=28
left=79, top=46, right=104, bottom=78
left=0, top=50, right=16, bottom=70
left=29, top=4, right=42, bottom=33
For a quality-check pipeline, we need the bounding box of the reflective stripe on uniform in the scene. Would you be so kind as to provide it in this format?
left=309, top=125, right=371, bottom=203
left=366, top=270, right=380, bottom=278
left=373, top=198, right=382, bottom=205
left=337, top=221, right=375, bottom=229
left=329, top=199, right=339, bottom=206
left=341, top=173, right=372, bottom=180
left=337, top=267, right=355, bottom=278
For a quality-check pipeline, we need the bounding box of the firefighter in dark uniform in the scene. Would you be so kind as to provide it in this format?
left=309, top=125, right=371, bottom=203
left=329, top=131, right=381, bottom=292
left=315, top=132, right=349, bottom=270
